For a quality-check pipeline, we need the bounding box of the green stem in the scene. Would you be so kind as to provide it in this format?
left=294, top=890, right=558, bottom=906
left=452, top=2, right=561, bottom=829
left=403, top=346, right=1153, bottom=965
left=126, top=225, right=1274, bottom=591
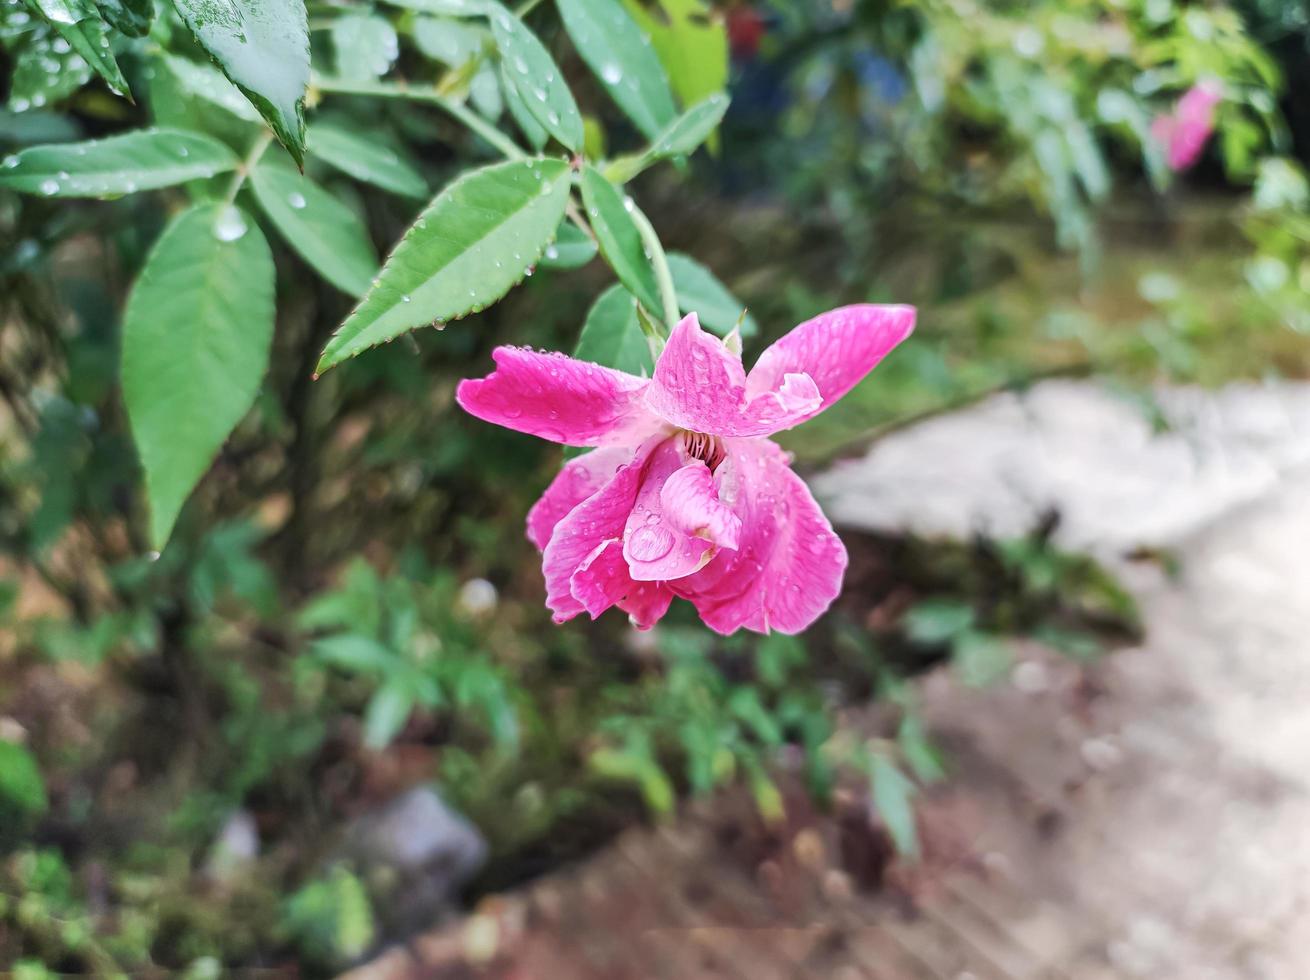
left=629, top=204, right=680, bottom=333
left=221, top=129, right=274, bottom=208
left=564, top=197, right=596, bottom=242
left=312, top=76, right=527, bottom=160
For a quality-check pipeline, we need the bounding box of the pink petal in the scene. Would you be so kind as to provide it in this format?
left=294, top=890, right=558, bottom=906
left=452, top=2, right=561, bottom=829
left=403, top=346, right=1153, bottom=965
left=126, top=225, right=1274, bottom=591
left=1158, top=81, right=1221, bottom=172
left=745, top=304, right=916, bottom=425
left=672, top=438, right=847, bottom=635
left=1167, top=117, right=1215, bottom=171
left=622, top=438, right=716, bottom=581
left=1178, top=80, right=1222, bottom=121
left=570, top=539, right=630, bottom=617
left=569, top=538, right=674, bottom=629
left=457, top=346, right=664, bottom=446
left=526, top=446, right=634, bottom=551
left=541, top=435, right=662, bottom=622
left=659, top=460, right=741, bottom=550
left=646, top=314, right=822, bottom=437
left=1151, top=114, right=1177, bottom=152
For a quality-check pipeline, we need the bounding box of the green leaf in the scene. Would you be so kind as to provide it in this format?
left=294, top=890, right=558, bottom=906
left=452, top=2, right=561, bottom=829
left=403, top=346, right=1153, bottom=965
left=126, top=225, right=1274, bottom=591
left=557, top=0, right=675, bottom=140
left=310, top=634, right=395, bottom=673
left=25, top=0, right=129, bottom=98
left=744, top=754, right=785, bottom=823
left=574, top=284, right=651, bottom=375
left=411, top=15, right=487, bottom=67
left=317, top=157, right=571, bottom=372
left=307, top=121, right=426, bottom=199
left=9, top=26, right=93, bottom=112
left=0, top=741, right=48, bottom=822
left=250, top=160, right=378, bottom=297
left=579, top=165, right=661, bottom=315
left=589, top=746, right=674, bottom=814
left=379, top=0, right=488, bottom=14
left=870, top=754, right=918, bottom=858
left=903, top=598, right=975, bottom=645
left=285, top=868, right=376, bottom=965
left=364, top=679, right=415, bottom=748
left=898, top=712, right=946, bottom=784
left=499, top=60, right=547, bottom=150
left=487, top=2, right=583, bottom=151
left=755, top=632, right=804, bottom=688
left=158, top=53, right=263, bottom=124
left=121, top=204, right=275, bottom=548
left=0, top=129, right=239, bottom=197
left=952, top=632, right=1013, bottom=688
left=96, top=0, right=152, bottom=36
left=469, top=62, right=502, bottom=119
left=667, top=251, right=755, bottom=337
left=541, top=219, right=596, bottom=269
left=332, top=13, right=399, bottom=80
left=644, top=92, right=728, bottom=161
left=622, top=0, right=726, bottom=116
left=728, top=687, right=783, bottom=745
left=170, top=0, right=310, bottom=166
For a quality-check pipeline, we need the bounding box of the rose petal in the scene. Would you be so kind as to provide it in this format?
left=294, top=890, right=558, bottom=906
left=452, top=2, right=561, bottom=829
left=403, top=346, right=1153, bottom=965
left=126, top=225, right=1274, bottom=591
left=569, top=538, right=674, bottom=629
left=646, top=314, right=820, bottom=438
left=527, top=446, right=634, bottom=551
left=659, top=459, right=741, bottom=550
left=673, top=438, right=847, bottom=634
left=541, top=435, right=663, bottom=622
left=457, top=346, right=664, bottom=446
left=622, top=438, right=716, bottom=581
left=745, top=304, right=916, bottom=425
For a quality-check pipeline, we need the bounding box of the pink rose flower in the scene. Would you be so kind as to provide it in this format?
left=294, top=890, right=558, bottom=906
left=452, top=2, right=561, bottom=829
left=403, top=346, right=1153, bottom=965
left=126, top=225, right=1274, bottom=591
left=457, top=304, right=915, bottom=634
left=1152, top=80, right=1223, bottom=172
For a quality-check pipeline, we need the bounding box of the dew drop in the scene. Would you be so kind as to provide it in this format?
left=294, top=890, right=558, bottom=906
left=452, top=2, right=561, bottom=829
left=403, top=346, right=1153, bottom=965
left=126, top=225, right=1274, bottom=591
left=628, top=524, right=675, bottom=561
left=288, top=191, right=307, bottom=209
left=213, top=205, right=248, bottom=242
left=39, top=178, right=59, bottom=196
left=601, top=63, right=622, bottom=85
left=401, top=294, right=412, bottom=303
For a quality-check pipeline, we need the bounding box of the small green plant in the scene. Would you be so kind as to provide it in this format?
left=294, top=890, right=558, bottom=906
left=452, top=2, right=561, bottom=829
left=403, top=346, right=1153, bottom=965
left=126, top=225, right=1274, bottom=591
left=299, top=559, right=517, bottom=749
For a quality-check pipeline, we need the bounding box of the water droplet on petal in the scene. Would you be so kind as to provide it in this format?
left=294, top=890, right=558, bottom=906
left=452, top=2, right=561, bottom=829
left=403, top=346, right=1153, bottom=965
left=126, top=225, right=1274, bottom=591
left=629, top=524, right=675, bottom=562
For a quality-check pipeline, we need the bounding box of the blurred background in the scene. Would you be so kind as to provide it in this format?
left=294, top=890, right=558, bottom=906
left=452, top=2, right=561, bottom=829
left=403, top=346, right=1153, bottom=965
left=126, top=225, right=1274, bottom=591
left=2, top=0, right=1310, bottom=976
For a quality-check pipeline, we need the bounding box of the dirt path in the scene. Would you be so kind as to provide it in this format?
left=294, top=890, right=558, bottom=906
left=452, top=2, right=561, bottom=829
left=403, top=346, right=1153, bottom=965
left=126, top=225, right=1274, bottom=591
left=344, top=383, right=1310, bottom=980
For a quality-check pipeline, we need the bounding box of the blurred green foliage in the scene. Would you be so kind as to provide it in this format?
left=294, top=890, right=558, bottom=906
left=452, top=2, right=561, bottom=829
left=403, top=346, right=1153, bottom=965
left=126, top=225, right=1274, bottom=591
left=1, top=0, right=1307, bottom=972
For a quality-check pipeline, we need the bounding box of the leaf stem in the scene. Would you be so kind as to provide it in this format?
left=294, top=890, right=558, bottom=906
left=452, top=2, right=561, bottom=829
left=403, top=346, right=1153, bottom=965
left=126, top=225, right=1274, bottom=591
left=222, top=129, right=274, bottom=208
left=312, top=76, right=527, bottom=160
left=564, top=197, right=596, bottom=242
left=629, top=203, right=680, bottom=333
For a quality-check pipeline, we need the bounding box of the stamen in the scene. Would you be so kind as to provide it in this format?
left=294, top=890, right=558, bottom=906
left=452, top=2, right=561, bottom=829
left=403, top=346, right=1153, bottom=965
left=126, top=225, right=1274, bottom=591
left=682, top=430, right=726, bottom=471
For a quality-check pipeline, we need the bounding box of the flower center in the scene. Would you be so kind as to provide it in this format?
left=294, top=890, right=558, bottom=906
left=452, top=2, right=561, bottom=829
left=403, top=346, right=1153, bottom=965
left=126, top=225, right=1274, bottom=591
left=681, top=430, right=726, bottom=471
